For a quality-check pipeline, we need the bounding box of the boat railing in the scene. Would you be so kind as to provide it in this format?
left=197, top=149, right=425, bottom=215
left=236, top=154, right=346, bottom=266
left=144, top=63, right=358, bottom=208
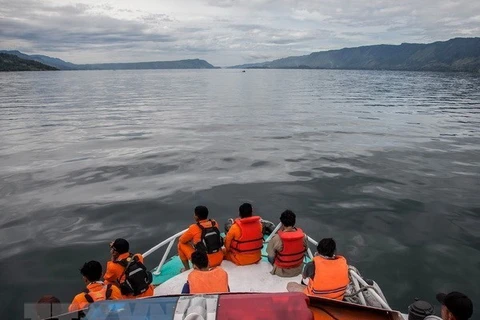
left=143, top=228, right=188, bottom=275
left=142, top=221, right=390, bottom=310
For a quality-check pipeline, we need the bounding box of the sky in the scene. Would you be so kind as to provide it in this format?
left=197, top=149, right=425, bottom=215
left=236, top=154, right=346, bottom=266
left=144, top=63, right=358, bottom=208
left=0, top=0, right=479, bottom=66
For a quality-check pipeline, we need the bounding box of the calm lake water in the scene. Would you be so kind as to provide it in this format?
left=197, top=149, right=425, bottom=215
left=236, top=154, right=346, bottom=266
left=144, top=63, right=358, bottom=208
left=0, top=69, right=479, bottom=319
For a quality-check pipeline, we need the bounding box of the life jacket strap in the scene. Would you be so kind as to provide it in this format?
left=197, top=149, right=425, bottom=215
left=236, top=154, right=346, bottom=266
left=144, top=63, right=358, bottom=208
left=83, top=284, right=113, bottom=303
left=311, top=285, right=348, bottom=295
left=277, top=249, right=306, bottom=257
left=84, top=292, right=94, bottom=303
left=275, top=255, right=305, bottom=264
left=105, top=284, right=112, bottom=300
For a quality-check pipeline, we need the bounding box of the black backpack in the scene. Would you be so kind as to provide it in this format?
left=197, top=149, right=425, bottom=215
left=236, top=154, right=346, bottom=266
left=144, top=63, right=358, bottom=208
left=195, top=220, right=223, bottom=254
left=115, top=254, right=153, bottom=296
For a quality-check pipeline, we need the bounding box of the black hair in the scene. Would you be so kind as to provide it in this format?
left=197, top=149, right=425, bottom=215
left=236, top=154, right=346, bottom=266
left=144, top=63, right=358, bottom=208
left=191, top=250, right=209, bottom=269
left=280, top=210, right=296, bottom=227
left=317, top=238, right=336, bottom=257
left=111, top=238, right=129, bottom=254
left=80, top=260, right=103, bottom=282
left=239, top=203, right=253, bottom=218
left=194, top=206, right=209, bottom=220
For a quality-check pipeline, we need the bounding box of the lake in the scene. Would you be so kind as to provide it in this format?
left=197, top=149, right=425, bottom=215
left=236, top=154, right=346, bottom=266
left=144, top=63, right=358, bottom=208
left=0, top=69, right=479, bottom=319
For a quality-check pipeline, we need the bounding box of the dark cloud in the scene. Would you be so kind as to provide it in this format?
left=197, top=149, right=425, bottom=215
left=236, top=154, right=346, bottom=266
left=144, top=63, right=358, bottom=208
left=246, top=53, right=274, bottom=60
left=0, top=0, right=175, bottom=53
left=269, top=36, right=316, bottom=45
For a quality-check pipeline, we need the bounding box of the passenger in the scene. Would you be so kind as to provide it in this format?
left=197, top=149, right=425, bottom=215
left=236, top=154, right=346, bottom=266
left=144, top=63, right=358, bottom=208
left=36, top=295, right=61, bottom=320
left=224, top=203, right=264, bottom=266
left=436, top=291, right=473, bottom=320
left=104, top=238, right=154, bottom=298
left=287, top=238, right=349, bottom=300
left=181, top=250, right=230, bottom=294
left=69, top=261, right=122, bottom=312
left=177, top=205, right=224, bottom=271
left=266, top=210, right=307, bottom=277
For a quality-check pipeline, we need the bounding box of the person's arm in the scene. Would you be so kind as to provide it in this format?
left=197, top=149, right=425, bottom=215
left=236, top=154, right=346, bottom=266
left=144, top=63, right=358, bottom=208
left=135, top=253, right=144, bottom=263
left=224, top=224, right=238, bottom=251
left=266, top=235, right=281, bottom=265
left=303, top=235, right=308, bottom=258
left=178, top=225, right=195, bottom=244
left=68, top=295, right=80, bottom=312
left=103, top=261, right=117, bottom=285
left=110, top=285, right=123, bottom=300
left=302, top=261, right=315, bottom=279
left=181, top=282, right=190, bottom=294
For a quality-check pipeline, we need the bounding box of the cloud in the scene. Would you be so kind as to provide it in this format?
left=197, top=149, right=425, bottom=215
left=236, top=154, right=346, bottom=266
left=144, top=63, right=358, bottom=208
left=0, top=0, right=479, bottom=66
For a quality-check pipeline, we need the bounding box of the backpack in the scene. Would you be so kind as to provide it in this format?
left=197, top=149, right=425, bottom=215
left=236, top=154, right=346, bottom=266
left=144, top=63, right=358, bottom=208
left=115, top=254, right=153, bottom=296
left=195, top=220, right=223, bottom=254
left=83, top=284, right=112, bottom=303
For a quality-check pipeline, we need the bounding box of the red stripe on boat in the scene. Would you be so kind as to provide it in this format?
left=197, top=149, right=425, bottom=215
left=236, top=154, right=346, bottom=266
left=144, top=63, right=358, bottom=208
left=217, top=292, right=313, bottom=320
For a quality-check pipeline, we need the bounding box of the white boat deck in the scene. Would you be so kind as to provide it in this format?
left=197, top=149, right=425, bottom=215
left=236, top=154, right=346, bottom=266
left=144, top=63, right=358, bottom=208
left=154, top=260, right=302, bottom=295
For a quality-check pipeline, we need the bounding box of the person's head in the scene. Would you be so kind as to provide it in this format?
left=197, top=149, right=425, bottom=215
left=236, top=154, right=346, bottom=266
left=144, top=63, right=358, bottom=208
left=80, top=260, right=103, bottom=283
left=239, top=203, right=253, bottom=218
left=194, top=205, right=209, bottom=221
left=316, top=238, right=336, bottom=257
left=280, top=210, right=296, bottom=227
left=191, top=250, right=209, bottom=270
left=110, top=238, right=129, bottom=258
left=437, top=292, right=473, bottom=320
left=36, top=295, right=61, bottom=320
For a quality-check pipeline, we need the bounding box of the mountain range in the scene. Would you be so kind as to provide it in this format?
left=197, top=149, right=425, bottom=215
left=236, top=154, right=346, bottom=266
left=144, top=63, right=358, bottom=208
left=2, top=37, right=480, bottom=72
left=231, top=37, right=480, bottom=73
left=0, top=50, right=215, bottom=71
left=0, top=53, right=58, bottom=71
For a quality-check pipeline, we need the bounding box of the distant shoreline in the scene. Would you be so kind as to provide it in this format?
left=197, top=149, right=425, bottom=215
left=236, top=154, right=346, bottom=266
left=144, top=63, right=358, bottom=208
left=2, top=37, right=479, bottom=73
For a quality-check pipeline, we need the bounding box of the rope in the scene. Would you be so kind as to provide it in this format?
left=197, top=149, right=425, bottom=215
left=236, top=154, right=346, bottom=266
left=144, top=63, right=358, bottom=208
left=343, top=285, right=376, bottom=298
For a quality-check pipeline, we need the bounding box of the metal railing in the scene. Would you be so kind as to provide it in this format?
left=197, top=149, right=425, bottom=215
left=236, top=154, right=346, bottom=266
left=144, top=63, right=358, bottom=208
left=142, top=221, right=391, bottom=310
left=143, top=228, right=187, bottom=275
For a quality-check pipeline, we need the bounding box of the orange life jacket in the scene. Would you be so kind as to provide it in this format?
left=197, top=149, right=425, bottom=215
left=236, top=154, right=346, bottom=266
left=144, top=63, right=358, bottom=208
left=305, top=255, right=349, bottom=300
left=274, top=228, right=306, bottom=268
left=230, top=216, right=263, bottom=253
left=188, top=267, right=229, bottom=294
left=83, top=282, right=113, bottom=304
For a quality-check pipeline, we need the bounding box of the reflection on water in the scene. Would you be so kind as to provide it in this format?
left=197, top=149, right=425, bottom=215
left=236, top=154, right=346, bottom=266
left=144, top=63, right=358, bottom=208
left=0, top=69, right=479, bottom=318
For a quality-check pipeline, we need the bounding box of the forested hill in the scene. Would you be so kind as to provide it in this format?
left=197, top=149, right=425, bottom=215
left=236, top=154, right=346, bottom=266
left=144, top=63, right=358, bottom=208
left=231, top=38, right=480, bottom=72
left=0, top=53, right=58, bottom=71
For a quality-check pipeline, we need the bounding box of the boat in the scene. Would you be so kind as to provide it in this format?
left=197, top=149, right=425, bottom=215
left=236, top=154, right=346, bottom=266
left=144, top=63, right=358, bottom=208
left=42, top=221, right=441, bottom=320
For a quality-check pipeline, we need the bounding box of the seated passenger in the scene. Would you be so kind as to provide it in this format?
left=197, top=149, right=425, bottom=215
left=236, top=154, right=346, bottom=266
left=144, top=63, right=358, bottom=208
left=69, top=261, right=122, bottom=312
left=266, top=210, right=307, bottom=277
left=437, top=291, right=473, bottom=320
left=287, top=238, right=349, bottom=300
left=104, top=238, right=154, bottom=298
left=181, top=250, right=230, bottom=294
left=178, top=205, right=224, bottom=271
left=224, top=203, right=263, bottom=266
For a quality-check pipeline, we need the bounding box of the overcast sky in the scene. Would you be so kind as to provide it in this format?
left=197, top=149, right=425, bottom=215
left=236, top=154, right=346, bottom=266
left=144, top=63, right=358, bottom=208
left=1, top=0, right=479, bottom=66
